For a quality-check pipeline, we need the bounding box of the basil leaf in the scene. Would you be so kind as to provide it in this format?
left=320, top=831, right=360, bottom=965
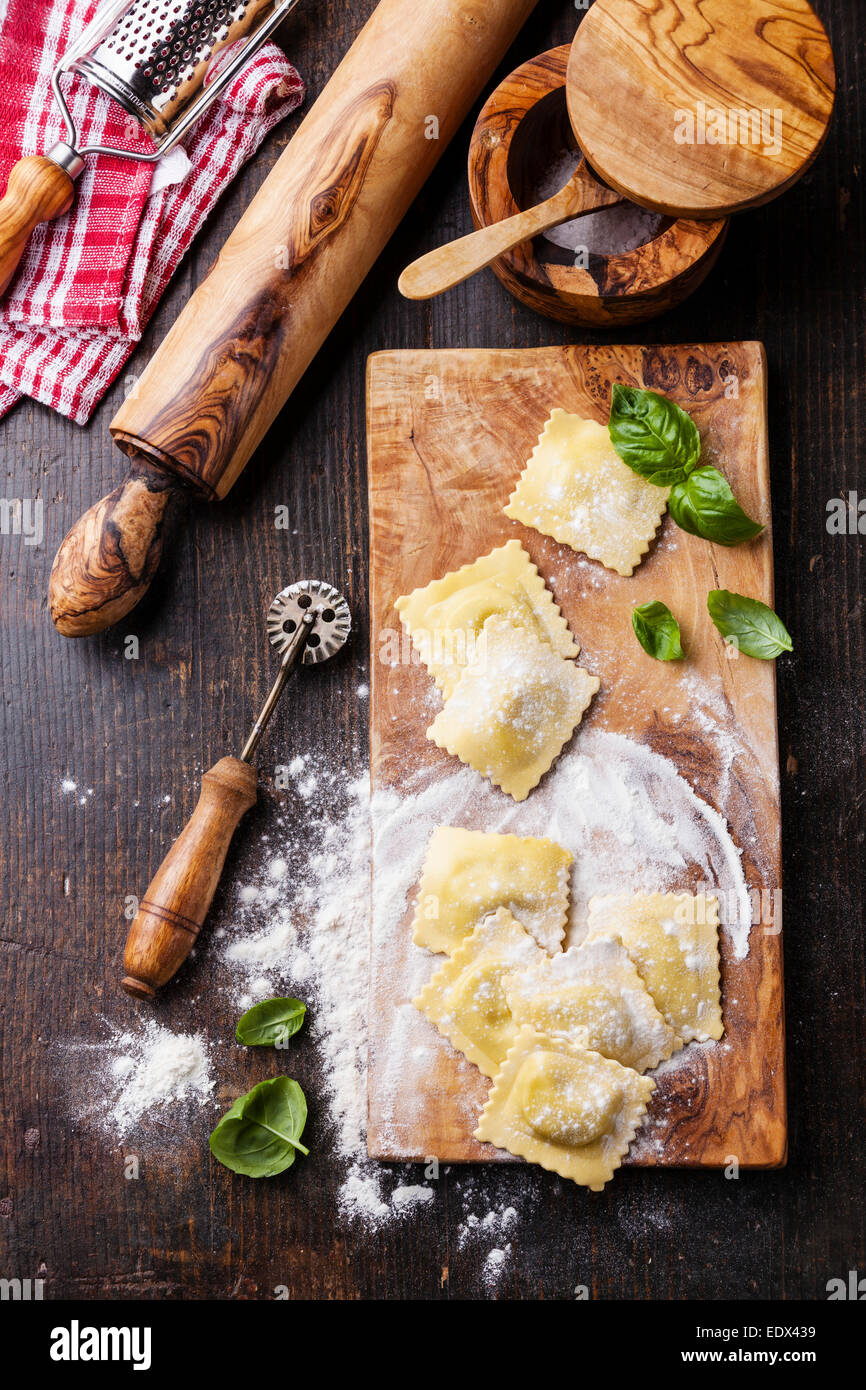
left=631, top=600, right=685, bottom=661
left=609, top=383, right=701, bottom=486
left=236, top=997, right=306, bottom=1048
left=668, top=467, right=763, bottom=545
left=209, top=1077, right=309, bottom=1178
left=707, top=590, right=793, bottom=659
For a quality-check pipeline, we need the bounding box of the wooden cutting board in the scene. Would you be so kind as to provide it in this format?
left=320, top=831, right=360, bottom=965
left=366, top=344, right=785, bottom=1168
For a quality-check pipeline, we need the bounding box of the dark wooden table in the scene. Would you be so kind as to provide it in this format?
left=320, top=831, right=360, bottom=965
left=1, top=0, right=863, bottom=1301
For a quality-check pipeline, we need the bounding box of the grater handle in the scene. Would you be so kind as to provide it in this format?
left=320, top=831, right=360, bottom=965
left=0, top=157, right=76, bottom=295
left=121, top=756, right=258, bottom=998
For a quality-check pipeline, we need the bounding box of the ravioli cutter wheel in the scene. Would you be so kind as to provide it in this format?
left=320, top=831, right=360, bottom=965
left=121, top=579, right=351, bottom=998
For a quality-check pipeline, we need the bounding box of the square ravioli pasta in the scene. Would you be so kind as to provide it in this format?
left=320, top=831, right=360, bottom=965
left=475, top=1025, right=655, bottom=1190
left=413, top=908, right=546, bottom=1077
left=412, top=826, right=572, bottom=955
left=585, top=892, right=724, bottom=1044
left=395, top=539, right=579, bottom=698
left=503, top=936, right=682, bottom=1072
left=504, top=410, right=670, bottom=576
left=427, top=616, right=599, bottom=801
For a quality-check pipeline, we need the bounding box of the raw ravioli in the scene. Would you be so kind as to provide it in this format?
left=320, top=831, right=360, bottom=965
left=413, top=909, right=546, bottom=1077
left=395, top=539, right=578, bottom=698
left=475, top=1025, right=655, bottom=1190
left=412, top=826, right=571, bottom=955
left=585, top=892, right=724, bottom=1043
left=504, top=936, right=681, bottom=1072
left=505, top=411, right=669, bottom=576
left=427, top=616, right=599, bottom=802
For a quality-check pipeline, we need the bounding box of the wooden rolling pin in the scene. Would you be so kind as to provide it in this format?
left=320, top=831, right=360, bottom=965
left=49, top=0, right=538, bottom=636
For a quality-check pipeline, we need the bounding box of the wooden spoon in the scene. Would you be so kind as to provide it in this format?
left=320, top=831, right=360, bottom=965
left=398, top=159, right=623, bottom=300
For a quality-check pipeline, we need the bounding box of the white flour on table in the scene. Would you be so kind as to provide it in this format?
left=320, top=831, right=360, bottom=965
left=65, top=1017, right=215, bottom=1141
left=483, top=1245, right=512, bottom=1290
left=218, top=728, right=751, bottom=1237
left=54, top=714, right=754, bottom=1278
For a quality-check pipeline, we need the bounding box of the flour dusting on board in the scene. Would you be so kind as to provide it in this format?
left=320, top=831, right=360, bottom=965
left=367, top=727, right=751, bottom=1154
left=372, top=728, right=752, bottom=956
left=214, top=729, right=751, bottom=1233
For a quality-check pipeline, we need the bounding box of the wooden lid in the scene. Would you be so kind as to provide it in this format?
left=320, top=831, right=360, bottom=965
left=567, top=0, right=835, bottom=218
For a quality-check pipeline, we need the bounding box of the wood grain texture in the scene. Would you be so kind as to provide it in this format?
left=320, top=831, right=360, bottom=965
left=0, top=156, right=75, bottom=295
left=48, top=457, right=178, bottom=637
left=399, top=161, right=622, bottom=300
left=49, top=0, right=539, bottom=641
left=568, top=0, right=835, bottom=217
left=109, top=0, right=539, bottom=499
left=0, top=0, right=862, bottom=1301
left=122, top=757, right=258, bottom=999
left=468, top=46, right=729, bottom=325
left=367, top=343, right=785, bottom=1168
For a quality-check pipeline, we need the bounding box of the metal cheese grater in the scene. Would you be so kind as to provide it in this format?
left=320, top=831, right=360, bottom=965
left=47, top=0, right=304, bottom=178
left=0, top=0, right=305, bottom=298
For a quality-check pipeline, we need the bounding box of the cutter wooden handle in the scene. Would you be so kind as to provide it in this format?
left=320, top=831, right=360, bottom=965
left=0, top=156, right=75, bottom=295
left=121, top=757, right=257, bottom=999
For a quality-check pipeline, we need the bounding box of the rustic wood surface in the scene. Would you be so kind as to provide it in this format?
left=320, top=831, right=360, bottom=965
left=366, top=343, right=784, bottom=1168
left=0, top=0, right=862, bottom=1300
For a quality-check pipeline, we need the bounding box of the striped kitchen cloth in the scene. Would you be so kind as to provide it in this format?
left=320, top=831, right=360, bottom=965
left=0, top=0, right=304, bottom=422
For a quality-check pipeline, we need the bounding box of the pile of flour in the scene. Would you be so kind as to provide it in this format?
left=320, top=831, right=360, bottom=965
left=68, top=1018, right=215, bottom=1141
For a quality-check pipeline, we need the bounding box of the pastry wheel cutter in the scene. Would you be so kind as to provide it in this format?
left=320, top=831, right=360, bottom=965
left=121, top=580, right=350, bottom=999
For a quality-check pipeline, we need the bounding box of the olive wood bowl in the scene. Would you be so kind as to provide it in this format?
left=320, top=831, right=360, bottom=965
left=467, top=46, right=729, bottom=327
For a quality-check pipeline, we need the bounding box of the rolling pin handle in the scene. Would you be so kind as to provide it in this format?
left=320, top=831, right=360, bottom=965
left=121, top=757, right=258, bottom=998
left=48, top=0, right=540, bottom=638
left=49, top=456, right=180, bottom=638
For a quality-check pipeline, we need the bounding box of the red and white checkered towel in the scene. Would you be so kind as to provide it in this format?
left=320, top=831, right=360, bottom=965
left=0, top=0, right=304, bottom=423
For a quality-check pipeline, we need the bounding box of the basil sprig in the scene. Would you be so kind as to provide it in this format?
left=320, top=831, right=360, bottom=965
left=707, top=590, right=793, bottom=659
left=669, top=467, right=763, bottom=546
left=608, top=385, right=762, bottom=546
left=236, top=997, right=306, bottom=1048
left=631, top=600, right=685, bottom=661
left=209, top=1077, right=309, bottom=1178
left=609, top=382, right=700, bottom=486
